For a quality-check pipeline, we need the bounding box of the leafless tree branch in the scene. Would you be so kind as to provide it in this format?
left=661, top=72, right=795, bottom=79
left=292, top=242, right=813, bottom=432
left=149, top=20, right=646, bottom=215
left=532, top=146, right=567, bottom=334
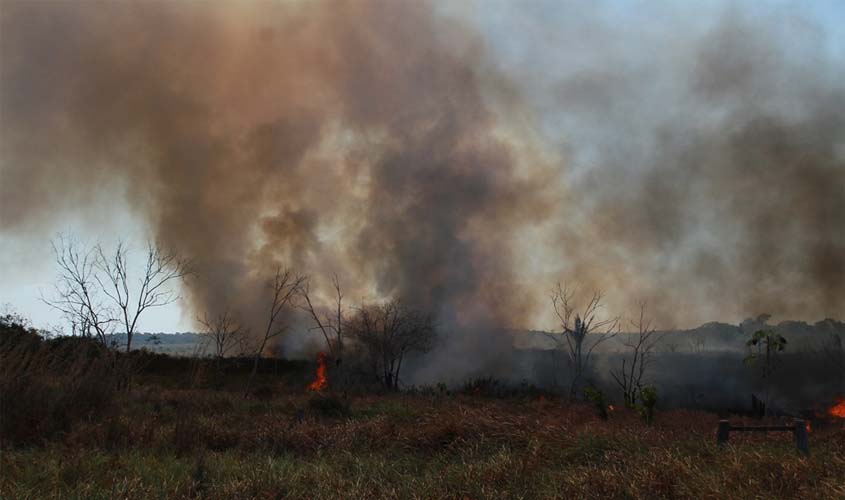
left=610, top=300, right=665, bottom=406
left=245, top=265, right=306, bottom=396
left=548, top=282, right=619, bottom=400
left=42, top=235, right=191, bottom=352
left=198, top=308, right=247, bottom=362
left=347, top=299, right=436, bottom=390
left=299, top=273, right=346, bottom=361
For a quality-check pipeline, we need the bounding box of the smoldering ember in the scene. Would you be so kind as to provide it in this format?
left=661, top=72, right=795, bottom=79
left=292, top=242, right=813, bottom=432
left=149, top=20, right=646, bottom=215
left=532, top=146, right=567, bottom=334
left=1, top=1, right=843, bottom=499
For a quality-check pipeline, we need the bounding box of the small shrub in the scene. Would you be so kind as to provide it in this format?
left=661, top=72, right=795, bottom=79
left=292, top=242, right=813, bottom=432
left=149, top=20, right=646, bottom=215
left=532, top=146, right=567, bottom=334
left=584, top=386, right=609, bottom=420
left=638, top=386, right=658, bottom=425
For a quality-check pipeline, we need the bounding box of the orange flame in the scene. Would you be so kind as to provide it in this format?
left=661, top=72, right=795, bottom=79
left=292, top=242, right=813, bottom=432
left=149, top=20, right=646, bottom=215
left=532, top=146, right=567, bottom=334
left=806, top=421, right=812, bottom=433
left=830, top=398, right=845, bottom=418
left=608, top=405, right=615, bottom=412
left=308, top=352, right=328, bottom=391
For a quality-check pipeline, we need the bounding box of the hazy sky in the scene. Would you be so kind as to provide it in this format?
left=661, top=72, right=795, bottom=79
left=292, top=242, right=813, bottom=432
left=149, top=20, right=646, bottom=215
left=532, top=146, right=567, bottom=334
left=1, top=0, right=843, bottom=334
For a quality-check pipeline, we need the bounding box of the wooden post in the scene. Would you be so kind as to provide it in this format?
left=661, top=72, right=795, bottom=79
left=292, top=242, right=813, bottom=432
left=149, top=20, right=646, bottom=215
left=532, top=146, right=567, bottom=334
left=717, top=419, right=731, bottom=447
left=793, top=419, right=809, bottom=456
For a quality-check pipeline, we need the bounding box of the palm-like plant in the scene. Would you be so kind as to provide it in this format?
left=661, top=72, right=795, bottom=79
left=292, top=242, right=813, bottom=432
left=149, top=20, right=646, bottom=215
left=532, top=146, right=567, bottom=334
left=744, top=329, right=787, bottom=416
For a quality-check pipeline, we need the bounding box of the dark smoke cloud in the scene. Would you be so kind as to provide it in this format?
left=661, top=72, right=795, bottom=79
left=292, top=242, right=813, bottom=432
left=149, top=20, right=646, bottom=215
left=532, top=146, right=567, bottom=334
left=1, top=1, right=843, bottom=376
left=480, top=3, right=845, bottom=327
left=0, top=0, right=554, bottom=375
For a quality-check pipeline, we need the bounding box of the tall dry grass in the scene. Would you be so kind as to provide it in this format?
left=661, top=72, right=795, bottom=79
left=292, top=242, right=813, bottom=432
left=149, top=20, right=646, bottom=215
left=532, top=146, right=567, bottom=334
left=2, top=317, right=844, bottom=498
left=0, top=318, right=123, bottom=445
left=4, top=382, right=845, bottom=499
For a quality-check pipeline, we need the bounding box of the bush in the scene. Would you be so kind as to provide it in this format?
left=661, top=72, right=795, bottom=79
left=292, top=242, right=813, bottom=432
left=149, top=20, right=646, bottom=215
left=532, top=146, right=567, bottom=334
left=584, top=386, right=609, bottom=420
left=0, top=317, right=120, bottom=446
left=638, top=386, right=658, bottom=425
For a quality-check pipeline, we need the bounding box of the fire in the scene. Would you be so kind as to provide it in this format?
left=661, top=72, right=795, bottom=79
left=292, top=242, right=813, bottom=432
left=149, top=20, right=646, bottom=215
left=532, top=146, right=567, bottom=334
left=830, top=398, right=845, bottom=418
left=608, top=405, right=615, bottom=412
left=307, top=352, right=328, bottom=391
left=806, top=421, right=812, bottom=433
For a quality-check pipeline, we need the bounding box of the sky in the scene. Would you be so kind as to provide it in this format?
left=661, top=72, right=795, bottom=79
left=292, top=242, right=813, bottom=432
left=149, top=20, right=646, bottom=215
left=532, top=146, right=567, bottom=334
left=1, top=0, right=843, bottom=335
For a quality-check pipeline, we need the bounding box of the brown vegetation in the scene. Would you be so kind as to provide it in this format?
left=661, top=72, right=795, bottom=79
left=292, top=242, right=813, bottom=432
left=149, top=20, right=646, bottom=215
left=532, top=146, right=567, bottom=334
left=3, top=385, right=844, bottom=499
left=2, top=315, right=844, bottom=499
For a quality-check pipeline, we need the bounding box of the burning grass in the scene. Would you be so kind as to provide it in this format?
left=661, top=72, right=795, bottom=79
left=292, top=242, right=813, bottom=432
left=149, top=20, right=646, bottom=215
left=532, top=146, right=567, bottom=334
left=2, top=386, right=845, bottom=499
left=308, top=352, right=329, bottom=392
left=830, top=398, right=845, bottom=419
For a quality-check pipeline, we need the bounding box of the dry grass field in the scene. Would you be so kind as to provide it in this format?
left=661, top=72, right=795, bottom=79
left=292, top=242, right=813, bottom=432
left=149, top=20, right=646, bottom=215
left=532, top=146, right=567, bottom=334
left=3, top=385, right=845, bottom=500
left=2, top=320, right=844, bottom=499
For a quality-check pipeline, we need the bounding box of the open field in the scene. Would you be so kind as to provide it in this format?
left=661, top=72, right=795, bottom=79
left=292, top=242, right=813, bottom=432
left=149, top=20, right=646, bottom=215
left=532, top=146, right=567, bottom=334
left=3, top=1, right=845, bottom=498
left=2, top=321, right=845, bottom=499
left=3, top=383, right=845, bottom=500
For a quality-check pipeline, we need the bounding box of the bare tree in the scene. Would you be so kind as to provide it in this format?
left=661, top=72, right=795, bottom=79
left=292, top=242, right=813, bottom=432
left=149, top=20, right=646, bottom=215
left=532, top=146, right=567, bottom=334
left=198, top=309, right=246, bottom=362
left=300, top=274, right=346, bottom=362
left=96, top=241, right=190, bottom=352
left=610, top=301, right=664, bottom=407
left=43, top=236, right=190, bottom=353
left=42, top=235, right=116, bottom=346
left=347, top=300, right=436, bottom=390
left=245, top=266, right=306, bottom=395
left=545, top=283, right=619, bottom=400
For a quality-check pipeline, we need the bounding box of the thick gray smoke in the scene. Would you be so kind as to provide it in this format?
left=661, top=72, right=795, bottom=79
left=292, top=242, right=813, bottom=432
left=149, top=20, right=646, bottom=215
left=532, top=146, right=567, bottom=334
left=1, top=1, right=843, bottom=378
left=479, top=2, right=845, bottom=327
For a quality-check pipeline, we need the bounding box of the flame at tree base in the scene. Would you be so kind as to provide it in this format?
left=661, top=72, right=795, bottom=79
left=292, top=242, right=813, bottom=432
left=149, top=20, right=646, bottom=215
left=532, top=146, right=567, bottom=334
left=308, top=352, right=328, bottom=391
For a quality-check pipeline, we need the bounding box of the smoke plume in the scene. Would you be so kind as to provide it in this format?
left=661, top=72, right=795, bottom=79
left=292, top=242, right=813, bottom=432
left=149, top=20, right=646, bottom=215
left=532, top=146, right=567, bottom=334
left=1, top=1, right=843, bottom=375
left=479, top=2, right=845, bottom=327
